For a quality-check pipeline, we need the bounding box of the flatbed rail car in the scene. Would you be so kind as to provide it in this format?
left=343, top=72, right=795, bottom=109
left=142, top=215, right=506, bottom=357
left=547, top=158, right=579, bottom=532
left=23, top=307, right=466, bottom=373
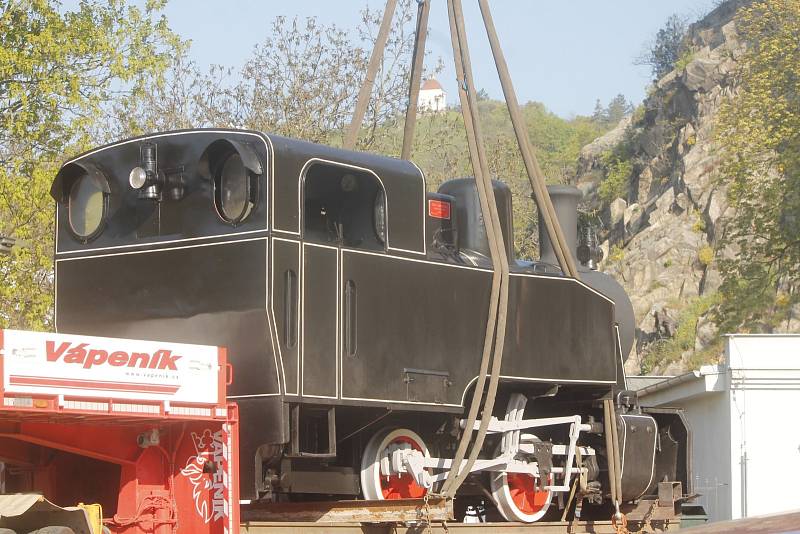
left=0, top=329, right=239, bottom=534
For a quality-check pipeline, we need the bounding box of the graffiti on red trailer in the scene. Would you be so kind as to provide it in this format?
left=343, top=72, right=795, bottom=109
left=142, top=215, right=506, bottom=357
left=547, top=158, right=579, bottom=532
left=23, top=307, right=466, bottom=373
left=180, top=427, right=230, bottom=525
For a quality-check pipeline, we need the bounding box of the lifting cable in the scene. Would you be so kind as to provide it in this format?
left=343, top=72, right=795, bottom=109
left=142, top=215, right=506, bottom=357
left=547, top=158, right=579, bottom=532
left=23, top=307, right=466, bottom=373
left=478, top=0, right=580, bottom=280
left=346, top=0, right=596, bottom=501
left=430, top=0, right=500, bottom=498
left=439, top=0, right=510, bottom=497
left=604, top=398, right=624, bottom=521
left=401, top=0, right=431, bottom=161
left=343, top=0, right=398, bottom=151
left=479, top=2, right=625, bottom=511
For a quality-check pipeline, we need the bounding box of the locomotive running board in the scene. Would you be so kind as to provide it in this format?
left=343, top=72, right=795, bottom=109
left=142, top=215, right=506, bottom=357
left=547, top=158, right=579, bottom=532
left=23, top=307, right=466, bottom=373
left=241, top=497, right=453, bottom=523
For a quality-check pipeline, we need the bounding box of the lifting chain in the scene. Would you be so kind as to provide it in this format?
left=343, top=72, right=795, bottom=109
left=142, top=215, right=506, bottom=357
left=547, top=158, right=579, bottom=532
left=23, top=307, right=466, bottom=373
left=612, top=500, right=658, bottom=534
left=612, top=512, right=629, bottom=534
left=423, top=493, right=432, bottom=534
left=421, top=493, right=449, bottom=534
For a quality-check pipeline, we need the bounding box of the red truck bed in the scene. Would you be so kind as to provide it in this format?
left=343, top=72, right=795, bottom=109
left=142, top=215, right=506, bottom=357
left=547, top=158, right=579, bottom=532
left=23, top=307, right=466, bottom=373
left=0, top=329, right=240, bottom=534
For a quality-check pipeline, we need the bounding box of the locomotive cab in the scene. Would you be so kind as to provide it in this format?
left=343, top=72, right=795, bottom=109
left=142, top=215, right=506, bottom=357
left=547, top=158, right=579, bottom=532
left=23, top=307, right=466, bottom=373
left=50, top=128, right=689, bottom=522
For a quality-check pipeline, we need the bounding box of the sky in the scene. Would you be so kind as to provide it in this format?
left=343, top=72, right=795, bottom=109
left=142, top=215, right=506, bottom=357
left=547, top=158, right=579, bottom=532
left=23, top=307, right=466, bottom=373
left=153, top=1, right=718, bottom=118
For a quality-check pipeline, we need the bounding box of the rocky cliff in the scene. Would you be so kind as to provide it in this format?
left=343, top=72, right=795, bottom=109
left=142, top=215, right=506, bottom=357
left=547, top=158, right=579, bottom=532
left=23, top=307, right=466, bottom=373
left=575, top=1, right=754, bottom=375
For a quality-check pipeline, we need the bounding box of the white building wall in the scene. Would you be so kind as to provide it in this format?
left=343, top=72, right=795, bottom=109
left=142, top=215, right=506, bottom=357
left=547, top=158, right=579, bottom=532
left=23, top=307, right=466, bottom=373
left=672, top=392, right=732, bottom=522
left=418, top=88, right=446, bottom=112
left=726, top=335, right=800, bottom=520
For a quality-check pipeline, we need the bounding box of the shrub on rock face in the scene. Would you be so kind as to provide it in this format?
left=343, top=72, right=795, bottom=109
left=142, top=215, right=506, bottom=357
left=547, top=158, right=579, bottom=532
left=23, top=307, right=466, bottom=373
left=715, top=0, right=800, bottom=333
left=640, top=293, right=721, bottom=374
left=698, top=245, right=714, bottom=266
left=598, top=151, right=633, bottom=204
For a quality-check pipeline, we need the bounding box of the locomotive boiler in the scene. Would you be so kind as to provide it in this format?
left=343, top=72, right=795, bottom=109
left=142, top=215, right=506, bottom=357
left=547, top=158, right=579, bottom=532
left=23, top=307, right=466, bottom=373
left=50, top=129, right=690, bottom=522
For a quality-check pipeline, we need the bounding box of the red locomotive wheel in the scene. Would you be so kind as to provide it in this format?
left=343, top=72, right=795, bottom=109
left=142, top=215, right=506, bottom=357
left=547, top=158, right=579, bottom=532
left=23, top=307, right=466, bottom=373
left=490, top=468, right=553, bottom=522
left=360, top=428, right=431, bottom=500
left=506, top=472, right=551, bottom=515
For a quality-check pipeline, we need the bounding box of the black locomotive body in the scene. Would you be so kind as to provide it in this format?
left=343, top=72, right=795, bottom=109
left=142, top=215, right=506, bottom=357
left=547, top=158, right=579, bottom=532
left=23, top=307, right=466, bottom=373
left=51, top=129, right=689, bottom=521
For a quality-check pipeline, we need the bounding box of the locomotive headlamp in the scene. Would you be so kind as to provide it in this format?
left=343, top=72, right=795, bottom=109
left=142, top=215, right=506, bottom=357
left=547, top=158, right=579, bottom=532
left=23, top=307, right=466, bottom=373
left=129, top=166, right=147, bottom=189
left=131, top=142, right=163, bottom=200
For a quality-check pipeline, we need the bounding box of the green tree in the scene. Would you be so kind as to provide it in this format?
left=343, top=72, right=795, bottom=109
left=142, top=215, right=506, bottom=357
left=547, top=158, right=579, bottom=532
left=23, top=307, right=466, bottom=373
left=0, top=0, right=181, bottom=330
left=591, top=94, right=633, bottom=128
left=597, top=150, right=632, bottom=204
left=715, top=0, right=800, bottom=332
left=604, top=94, right=633, bottom=126
left=591, top=99, right=604, bottom=123
left=636, top=14, right=689, bottom=80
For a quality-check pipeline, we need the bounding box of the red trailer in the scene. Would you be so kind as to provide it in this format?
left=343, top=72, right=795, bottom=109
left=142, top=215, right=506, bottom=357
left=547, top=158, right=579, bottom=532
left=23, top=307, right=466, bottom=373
left=0, top=329, right=239, bottom=534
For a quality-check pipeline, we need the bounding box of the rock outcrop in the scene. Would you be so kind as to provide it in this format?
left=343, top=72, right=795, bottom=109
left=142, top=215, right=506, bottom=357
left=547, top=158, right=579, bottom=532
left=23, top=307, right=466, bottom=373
left=576, top=1, right=751, bottom=375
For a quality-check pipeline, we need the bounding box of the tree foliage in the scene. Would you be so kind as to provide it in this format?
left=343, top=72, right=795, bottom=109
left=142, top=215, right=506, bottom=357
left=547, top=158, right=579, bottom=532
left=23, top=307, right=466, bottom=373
left=597, top=151, right=632, bottom=204
left=0, top=0, right=181, bottom=329
left=715, top=0, right=800, bottom=333
left=636, top=14, right=689, bottom=80
left=114, top=1, right=418, bottom=150
left=592, top=94, right=633, bottom=128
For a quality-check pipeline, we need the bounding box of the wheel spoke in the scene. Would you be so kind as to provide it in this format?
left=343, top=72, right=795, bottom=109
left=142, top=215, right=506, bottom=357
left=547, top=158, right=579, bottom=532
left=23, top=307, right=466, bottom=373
left=360, top=428, right=430, bottom=500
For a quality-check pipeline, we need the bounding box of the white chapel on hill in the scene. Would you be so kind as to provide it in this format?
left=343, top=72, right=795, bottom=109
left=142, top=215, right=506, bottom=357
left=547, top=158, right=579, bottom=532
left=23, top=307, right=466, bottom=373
left=418, top=78, right=447, bottom=112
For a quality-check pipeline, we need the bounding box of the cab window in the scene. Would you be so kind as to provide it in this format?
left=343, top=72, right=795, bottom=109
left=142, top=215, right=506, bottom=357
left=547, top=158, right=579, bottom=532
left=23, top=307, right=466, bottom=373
left=303, top=162, right=386, bottom=251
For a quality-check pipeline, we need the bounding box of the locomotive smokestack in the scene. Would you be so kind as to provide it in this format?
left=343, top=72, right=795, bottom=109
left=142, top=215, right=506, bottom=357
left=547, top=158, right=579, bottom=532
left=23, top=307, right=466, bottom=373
left=537, top=185, right=581, bottom=267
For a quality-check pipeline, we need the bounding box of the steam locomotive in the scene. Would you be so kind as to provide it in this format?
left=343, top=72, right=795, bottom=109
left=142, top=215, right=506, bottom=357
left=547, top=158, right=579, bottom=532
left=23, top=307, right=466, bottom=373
left=51, top=129, right=689, bottom=522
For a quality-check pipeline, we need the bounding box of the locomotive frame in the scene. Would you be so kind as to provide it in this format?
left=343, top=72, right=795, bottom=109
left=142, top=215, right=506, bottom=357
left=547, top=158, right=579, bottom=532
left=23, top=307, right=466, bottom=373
left=50, top=128, right=689, bottom=522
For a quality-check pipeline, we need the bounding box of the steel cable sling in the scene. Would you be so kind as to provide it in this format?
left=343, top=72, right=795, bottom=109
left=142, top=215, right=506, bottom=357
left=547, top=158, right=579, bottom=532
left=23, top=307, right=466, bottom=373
left=478, top=0, right=580, bottom=280
left=478, top=3, right=626, bottom=518
left=345, top=0, right=591, bottom=502
left=438, top=0, right=510, bottom=498
left=343, top=0, right=398, bottom=151
left=401, top=0, right=431, bottom=161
